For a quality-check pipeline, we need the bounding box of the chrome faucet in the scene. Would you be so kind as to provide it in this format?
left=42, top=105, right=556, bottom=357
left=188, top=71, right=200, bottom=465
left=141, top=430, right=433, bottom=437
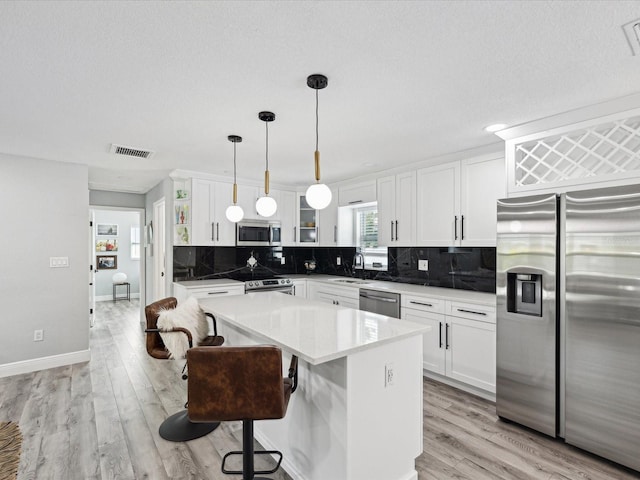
left=353, top=252, right=365, bottom=270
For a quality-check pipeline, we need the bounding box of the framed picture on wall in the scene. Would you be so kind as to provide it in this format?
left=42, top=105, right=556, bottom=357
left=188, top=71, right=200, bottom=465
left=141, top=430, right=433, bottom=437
left=95, top=238, right=118, bottom=252
left=96, top=223, right=119, bottom=236
left=97, top=255, right=117, bottom=270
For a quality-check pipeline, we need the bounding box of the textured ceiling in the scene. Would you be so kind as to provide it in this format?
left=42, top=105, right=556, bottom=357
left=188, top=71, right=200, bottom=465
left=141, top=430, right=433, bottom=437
left=1, top=1, right=639, bottom=193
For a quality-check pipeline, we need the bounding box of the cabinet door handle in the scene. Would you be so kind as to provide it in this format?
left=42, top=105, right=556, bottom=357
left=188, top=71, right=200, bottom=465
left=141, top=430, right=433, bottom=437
left=454, top=216, right=458, bottom=240
left=294, top=226, right=297, bottom=242
left=439, top=322, right=443, bottom=348
left=390, top=221, right=394, bottom=241
left=208, top=291, right=228, bottom=295
left=334, top=225, right=337, bottom=243
left=216, top=222, right=220, bottom=242
left=457, top=308, right=487, bottom=316
left=461, top=215, right=465, bottom=240
left=211, top=222, right=215, bottom=241
left=395, top=220, right=399, bottom=242
left=410, top=300, right=433, bottom=307
left=348, top=200, right=363, bottom=205
left=445, top=323, right=450, bottom=349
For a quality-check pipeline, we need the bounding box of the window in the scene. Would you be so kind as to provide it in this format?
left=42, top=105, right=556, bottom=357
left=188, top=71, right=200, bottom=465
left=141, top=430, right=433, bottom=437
left=131, top=225, right=141, bottom=260
left=354, top=206, right=387, bottom=271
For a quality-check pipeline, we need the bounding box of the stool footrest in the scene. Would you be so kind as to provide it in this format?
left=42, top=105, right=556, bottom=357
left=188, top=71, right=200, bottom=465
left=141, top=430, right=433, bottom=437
left=221, top=449, right=283, bottom=475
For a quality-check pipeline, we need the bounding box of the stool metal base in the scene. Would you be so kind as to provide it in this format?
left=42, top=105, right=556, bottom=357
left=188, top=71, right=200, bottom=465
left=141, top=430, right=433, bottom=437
left=221, top=419, right=283, bottom=479
left=159, top=410, right=219, bottom=442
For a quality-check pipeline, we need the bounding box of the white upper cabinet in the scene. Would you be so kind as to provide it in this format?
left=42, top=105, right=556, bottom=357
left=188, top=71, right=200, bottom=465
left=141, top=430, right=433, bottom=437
left=417, top=155, right=505, bottom=246
left=296, top=193, right=319, bottom=245
left=191, top=179, right=235, bottom=246
left=277, top=189, right=296, bottom=246
left=319, top=190, right=339, bottom=246
left=377, top=171, right=416, bottom=246
left=459, top=155, right=506, bottom=245
left=338, top=181, right=377, bottom=207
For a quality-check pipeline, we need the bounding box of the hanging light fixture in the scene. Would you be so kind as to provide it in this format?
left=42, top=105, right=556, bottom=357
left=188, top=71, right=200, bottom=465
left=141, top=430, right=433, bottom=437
left=225, top=135, right=244, bottom=223
left=256, top=111, right=278, bottom=217
left=305, top=73, right=332, bottom=210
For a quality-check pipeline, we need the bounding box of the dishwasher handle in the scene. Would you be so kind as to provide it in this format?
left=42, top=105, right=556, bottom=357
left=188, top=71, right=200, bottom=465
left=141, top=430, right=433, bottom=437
left=358, top=292, right=398, bottom=303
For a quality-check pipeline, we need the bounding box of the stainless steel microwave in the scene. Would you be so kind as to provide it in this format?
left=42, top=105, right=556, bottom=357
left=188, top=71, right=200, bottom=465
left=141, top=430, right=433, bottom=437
left=236, top=220, right=281, bottom=246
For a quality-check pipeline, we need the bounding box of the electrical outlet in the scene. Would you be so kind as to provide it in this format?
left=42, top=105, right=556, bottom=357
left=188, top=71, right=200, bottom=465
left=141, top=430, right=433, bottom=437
left=418, top=259, right=428, bottom=271
left=385, top=362, right=395, bottom=387
left=34, top=329, right=44, bottom=342
left=336, top=256, right=341, bottom=266
left=280, top=256, right=286, bottom=265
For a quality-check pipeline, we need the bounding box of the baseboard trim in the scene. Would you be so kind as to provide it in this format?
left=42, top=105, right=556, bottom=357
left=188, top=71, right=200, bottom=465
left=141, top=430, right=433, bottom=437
left=0, top=349, right=91, bottom=378
left=423, top=371, right=496, bottom=403
left=95, top=293, right=140, bottom=302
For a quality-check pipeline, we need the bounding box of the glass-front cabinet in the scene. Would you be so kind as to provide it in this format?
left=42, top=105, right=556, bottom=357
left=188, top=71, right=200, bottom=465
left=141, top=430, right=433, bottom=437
left=297, top=194, right=318, bottom=244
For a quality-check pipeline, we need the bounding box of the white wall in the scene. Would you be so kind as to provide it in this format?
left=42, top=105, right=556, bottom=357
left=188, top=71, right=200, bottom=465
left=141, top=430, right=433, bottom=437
left=0, top=154, right=89, bottom=374
left=93, top=209, right=141, bottom=299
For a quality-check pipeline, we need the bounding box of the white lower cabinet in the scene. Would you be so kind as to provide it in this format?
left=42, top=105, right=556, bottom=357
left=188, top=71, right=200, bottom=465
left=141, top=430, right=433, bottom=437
left=172, top=282, right=244, bottom=303
left=401, top=295, right=496, bottom=394
left=293, top=279, right=307, bottom=298
left=307, top=282, right=359, bottom=309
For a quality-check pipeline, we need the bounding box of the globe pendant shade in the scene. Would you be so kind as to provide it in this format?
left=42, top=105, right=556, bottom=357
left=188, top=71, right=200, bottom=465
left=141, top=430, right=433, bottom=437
left=305, top=183, right=332, bottom=210
left=225, top=204, right=244, bottom=223
left=256, top=195, right=277, bottom=217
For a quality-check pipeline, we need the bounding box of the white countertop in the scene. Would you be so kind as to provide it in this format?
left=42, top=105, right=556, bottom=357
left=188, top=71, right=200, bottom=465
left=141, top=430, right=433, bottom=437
left=291, top=274, right=496, bottom=306
left=199, top=292, right=429, bottom=365
left=175, top=278, right=243, bottom=287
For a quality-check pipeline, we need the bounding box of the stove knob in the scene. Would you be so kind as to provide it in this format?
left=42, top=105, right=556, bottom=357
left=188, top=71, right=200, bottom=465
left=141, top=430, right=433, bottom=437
left=280, top=279, right=285, bottom=284
left=286, top=279, right=291, bottom=284
left=248, top=282, right=253, bottom=287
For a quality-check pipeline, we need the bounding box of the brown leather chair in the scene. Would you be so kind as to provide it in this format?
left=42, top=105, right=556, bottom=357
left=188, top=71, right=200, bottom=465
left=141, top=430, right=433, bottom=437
left=145, top=297, right=224, bottom=360
left=144, top=296, right=225, bottom=442
left=187, top=345, right=298, bottom=480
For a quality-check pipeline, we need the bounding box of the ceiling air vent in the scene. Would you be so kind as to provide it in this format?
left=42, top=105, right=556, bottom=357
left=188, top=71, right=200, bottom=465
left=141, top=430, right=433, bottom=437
left=109, top=143, right=155, bottom=159
left=622, top=18, right=640, bottom=56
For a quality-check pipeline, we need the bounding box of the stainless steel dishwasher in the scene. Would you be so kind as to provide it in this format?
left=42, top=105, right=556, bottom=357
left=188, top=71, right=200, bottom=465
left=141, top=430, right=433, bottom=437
left=358, top=288, right=401, bottom=318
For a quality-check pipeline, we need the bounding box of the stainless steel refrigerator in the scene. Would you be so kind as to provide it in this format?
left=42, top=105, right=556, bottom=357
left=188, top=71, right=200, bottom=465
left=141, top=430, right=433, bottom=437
left=496, top=184, right=640, bottom=472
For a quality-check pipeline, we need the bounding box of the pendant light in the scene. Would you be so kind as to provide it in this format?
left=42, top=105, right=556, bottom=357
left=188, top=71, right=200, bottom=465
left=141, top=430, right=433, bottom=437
left=225, top=135, right=244, bottom=223
left=305, top=73, right=332, bottom=210
left=256, top=111, right=278, bottom=217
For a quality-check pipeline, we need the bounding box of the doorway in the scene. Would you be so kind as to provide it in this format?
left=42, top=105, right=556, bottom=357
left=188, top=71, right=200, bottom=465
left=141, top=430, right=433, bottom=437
left=90, top=206, right=146, bottom=322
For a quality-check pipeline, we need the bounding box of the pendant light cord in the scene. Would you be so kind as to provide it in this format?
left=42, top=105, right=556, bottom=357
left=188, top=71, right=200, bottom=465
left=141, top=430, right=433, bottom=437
left=315, top=88, right=319, bottom=152
left=233, top=141, right=237, bottom=184
left=265, top=121, right=269, bottom=171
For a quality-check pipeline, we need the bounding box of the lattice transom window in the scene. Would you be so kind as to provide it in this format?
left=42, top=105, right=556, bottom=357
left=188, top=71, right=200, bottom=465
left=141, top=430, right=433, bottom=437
left=514, top=115, right=640, bottom=187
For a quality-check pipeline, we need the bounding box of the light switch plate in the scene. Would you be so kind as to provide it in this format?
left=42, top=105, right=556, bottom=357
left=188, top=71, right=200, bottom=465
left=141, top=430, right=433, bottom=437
left=336, top=256, right=341, bottom=266
left=280, top=257, right=286, bottom=265
left=418, top=259, right=428, bottom=271
left=50, top=256, right=69, bottom=268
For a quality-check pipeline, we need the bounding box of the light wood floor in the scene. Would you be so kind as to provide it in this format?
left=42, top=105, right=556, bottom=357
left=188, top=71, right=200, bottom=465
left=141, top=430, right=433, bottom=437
left=1, top=299, right=638, bottom=479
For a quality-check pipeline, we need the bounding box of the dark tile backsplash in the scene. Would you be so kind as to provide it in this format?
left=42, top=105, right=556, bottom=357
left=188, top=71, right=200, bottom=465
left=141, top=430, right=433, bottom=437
left=173, top=245, right=496, bottom=293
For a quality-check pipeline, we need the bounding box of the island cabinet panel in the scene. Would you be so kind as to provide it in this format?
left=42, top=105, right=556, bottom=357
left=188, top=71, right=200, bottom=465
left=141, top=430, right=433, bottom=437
left=199, top=292, right=427, bottom=480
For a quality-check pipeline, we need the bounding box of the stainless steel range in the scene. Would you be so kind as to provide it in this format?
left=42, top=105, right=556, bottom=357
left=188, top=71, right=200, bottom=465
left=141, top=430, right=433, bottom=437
left=244, top=277, right=294, bottom=295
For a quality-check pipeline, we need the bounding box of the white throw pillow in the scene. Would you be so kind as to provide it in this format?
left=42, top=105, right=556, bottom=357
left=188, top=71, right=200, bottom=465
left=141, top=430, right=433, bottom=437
left=157, top=296, right=209, bottom=359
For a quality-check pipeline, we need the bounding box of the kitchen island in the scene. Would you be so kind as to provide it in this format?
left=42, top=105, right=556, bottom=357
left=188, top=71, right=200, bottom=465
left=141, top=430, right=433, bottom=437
left=199, top=292, right=429, bottom=480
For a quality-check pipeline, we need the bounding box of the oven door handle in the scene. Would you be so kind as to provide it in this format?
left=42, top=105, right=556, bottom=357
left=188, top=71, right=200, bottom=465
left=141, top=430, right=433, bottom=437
left=358, top=293, right=398, bottom=303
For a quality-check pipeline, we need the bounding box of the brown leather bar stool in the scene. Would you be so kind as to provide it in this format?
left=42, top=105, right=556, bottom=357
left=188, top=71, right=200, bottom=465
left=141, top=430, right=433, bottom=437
left=144, top=297, right=225, bottom=442
left=187, top=345, right=298, bottom=479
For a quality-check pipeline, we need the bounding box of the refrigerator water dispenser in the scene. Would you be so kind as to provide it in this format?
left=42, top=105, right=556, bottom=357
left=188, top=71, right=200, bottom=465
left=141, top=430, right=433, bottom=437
left=507, top=273, right=542, bottom=316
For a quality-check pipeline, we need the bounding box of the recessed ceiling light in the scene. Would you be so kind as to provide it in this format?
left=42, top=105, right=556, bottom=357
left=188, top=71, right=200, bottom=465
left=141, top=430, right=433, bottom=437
left=484, top=123, right=508, bottom=133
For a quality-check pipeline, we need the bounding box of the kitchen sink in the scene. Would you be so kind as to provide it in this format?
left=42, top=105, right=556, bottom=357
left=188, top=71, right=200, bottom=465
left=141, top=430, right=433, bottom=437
left=328, top=278, right=371, bottom=285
